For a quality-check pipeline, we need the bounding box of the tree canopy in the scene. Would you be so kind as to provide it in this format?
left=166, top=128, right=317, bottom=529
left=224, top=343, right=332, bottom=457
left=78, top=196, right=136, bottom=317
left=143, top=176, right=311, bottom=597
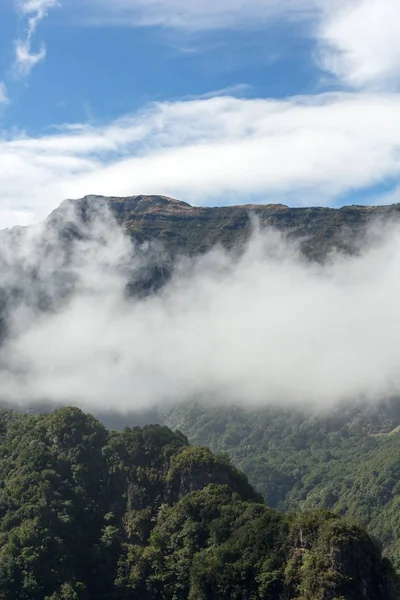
left=0, top=406, right=395, bottom=599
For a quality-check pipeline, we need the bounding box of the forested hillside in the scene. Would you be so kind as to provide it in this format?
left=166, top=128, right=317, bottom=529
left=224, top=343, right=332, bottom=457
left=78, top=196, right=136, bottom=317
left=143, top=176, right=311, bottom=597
left=0, top=406, right=396, bottom=599
left=164, top=401, right=400, bottom=572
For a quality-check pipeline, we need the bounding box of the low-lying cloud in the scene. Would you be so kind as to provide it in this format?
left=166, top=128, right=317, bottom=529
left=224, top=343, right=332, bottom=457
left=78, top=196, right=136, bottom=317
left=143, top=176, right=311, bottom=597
left=0, top=200, right=400, bottom=413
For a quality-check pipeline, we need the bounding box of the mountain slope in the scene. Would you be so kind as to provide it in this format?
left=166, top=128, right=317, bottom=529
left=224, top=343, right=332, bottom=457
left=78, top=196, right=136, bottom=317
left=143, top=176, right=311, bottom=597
left=1, top=193, right=398, bottom=327
left=0, top=406, right=396, bottom=600
left=1, top=196, right=400, bottom=596
left=163, top=401, right=400, bottom=571
left=53, top=194, right=400, bottom=260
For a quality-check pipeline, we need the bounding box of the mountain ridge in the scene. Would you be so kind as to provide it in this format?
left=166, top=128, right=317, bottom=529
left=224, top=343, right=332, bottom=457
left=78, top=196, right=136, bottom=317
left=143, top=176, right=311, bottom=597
left=44, top=194, right=400, bottom=261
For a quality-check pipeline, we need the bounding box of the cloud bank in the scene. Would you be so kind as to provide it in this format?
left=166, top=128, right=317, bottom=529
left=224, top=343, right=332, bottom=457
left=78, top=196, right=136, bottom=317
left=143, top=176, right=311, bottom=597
left=2, top=92, right=400, bottom=228
left=0, top=200, right=400, bottom=412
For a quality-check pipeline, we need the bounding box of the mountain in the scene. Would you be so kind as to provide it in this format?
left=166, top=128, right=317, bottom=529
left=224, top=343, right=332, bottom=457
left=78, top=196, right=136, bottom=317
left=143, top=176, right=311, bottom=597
left=52, top=194, right=400, bottom=260
left=1, top=195, right=400, bottom=597
left=0, top=405, right=396, bottom=600
left=163, top=401, right=400, bottom=572
left=1, top=193, right=398, bottom=321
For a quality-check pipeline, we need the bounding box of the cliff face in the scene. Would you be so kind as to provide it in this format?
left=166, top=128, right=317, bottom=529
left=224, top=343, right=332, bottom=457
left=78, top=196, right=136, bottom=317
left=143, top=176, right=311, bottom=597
left=34, top=193, right=400, bottom=304
left=76, top=194, right=400, bottom=260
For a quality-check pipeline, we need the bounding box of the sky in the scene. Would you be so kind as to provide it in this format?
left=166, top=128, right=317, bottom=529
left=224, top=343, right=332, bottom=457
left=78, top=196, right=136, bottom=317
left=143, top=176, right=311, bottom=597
left=1, top=0, right=400, bottom=227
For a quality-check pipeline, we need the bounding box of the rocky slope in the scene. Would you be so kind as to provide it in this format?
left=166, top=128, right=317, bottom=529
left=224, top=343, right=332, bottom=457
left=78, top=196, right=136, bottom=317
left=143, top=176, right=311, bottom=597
left=53, top=194, right=400, bottom=260
left=0, top=192, right=394, bottom=341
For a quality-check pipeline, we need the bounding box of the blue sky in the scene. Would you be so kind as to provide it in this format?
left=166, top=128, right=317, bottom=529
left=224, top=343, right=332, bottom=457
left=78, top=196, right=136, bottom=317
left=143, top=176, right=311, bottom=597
left=0, top=0, right=400, bottom=227
left=0, top=1, right=316, bottom=131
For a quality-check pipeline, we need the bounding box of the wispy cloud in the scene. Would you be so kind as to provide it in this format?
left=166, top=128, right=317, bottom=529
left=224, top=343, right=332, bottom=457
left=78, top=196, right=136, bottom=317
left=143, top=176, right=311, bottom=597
left=0, top=83, right=9, bottom=105
left=14, top=0, right=59, bottom=77
left=1, top=93, right=400, bottom=227
left=83, top=0, right=316, bottom=30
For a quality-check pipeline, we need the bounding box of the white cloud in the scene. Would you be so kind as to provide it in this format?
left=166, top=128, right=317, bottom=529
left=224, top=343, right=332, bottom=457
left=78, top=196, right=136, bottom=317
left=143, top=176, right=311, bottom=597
left=4, top=93, right=400, bottom=224
left=318, top=0, right=400, bottom=90
left=14, top=0, right=59, bottom=77
left=0, top=83, right=8, bottom=105
left=1, top=93, right=400, bottom=227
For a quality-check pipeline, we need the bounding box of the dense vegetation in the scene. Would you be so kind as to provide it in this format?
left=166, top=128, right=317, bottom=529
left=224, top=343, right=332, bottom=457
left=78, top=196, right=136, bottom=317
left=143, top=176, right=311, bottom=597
left=0, top=406, right=395, bottom=599
left=163, top=401, right=400, bottom=573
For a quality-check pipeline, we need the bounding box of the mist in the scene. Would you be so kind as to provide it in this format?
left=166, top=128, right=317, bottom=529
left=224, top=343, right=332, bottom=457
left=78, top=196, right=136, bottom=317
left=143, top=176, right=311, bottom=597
left=0, top=200, right=399, bottom=413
